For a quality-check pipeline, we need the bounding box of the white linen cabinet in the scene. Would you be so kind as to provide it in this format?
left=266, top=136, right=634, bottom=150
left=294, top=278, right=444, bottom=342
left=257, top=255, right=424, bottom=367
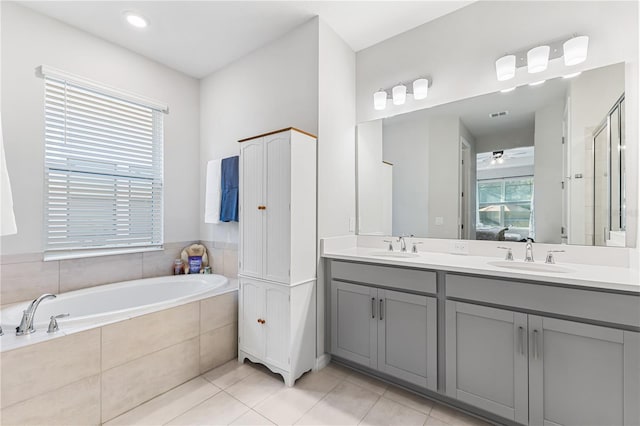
left=237, top=128, right=317, bottom=386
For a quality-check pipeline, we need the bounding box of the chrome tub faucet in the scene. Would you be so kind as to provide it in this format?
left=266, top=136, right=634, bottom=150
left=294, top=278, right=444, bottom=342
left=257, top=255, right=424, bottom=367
left=16, top=293, right=56, bottom=336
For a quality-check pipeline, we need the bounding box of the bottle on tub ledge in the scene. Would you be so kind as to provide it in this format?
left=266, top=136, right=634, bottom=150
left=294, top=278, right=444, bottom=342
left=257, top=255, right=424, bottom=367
left=178, top=243, right=210, bottom=275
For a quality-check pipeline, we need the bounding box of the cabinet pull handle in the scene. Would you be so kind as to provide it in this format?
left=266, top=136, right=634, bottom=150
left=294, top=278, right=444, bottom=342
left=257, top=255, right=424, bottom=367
left=379, top=299, right=384, bottom=321
left=533, top=329, right=539, bottom=359
left=258, top=205, right=266, bottom=210
left=371, top=297, right=376, bottom=319
left=518, top=326, right=525, bottom=355
left=257, top=318, right=265, bottom=324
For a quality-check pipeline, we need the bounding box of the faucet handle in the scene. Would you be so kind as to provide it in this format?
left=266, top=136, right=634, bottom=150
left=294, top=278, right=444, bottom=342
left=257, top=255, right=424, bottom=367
left=545, top=250, right=565, bottom=264
left=0, top=325, right=3, bottom=336
left=383, top=240, right=394, bottom=251
left=497, top=246, right=514, bottom=261
left=411, top=242, right=423, bottom=254
left=47, top=314, right=70, bottom=334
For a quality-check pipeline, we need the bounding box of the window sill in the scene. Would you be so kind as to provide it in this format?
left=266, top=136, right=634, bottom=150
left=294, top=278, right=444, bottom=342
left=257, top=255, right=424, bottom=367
left=44, top=246, right=164, bottom=262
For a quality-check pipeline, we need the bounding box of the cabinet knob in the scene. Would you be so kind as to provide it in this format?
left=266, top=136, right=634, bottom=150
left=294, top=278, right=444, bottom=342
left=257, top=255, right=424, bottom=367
left=257, top=205, right=267, bottom=210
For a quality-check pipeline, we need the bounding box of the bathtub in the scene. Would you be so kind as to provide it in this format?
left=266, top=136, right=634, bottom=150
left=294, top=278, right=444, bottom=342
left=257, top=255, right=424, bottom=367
left=1, top=274, right=237, bottom=352
left=1, top=273, right=240, bottom=424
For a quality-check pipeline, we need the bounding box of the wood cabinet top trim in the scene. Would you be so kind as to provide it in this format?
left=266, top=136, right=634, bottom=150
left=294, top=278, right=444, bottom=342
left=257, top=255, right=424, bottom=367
left=238, top=127, right=317, bottom=142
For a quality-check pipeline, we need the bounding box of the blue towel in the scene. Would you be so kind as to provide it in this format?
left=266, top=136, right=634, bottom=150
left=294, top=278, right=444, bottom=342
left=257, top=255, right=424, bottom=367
left=220, top=156, right=239, bottom=222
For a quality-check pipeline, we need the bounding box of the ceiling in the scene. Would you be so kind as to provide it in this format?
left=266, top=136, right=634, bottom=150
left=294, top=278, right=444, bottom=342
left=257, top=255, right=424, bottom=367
left=21, top=1, right=472, bottom=79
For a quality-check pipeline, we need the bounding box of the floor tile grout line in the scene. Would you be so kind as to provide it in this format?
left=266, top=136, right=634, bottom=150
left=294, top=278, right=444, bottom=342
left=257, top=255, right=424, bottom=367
left=160, top=388, right=228, bottom=426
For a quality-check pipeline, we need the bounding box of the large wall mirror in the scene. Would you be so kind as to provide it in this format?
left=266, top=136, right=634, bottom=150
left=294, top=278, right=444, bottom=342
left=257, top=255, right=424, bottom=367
left=357, top=63, right=630, bottom=247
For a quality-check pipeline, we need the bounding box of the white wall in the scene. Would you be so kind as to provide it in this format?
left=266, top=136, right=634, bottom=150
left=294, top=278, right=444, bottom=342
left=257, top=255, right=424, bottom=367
left=427, top=116, right=460, bottom=239
left=382, top=117, right=429, bottom=237
left=357, top=1, right=637, bottom=123
left=476, top=127, right=535, bottom=154
left=567, top=63, right=625, bottom=245
left=199, top=18, right=320, bottom=245
left=317, top=19, right=356, bottom=357
left=0, top=3, right=200, bottom=255
left=357, top=120, right=387, bottom=235
left=356, top=1, right=638, bottom=248
left=534, top=100, right=564, bottom=244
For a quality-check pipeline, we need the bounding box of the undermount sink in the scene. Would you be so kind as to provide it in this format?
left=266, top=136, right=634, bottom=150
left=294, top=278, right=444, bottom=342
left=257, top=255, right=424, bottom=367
left=488, top=260, right=575, bottom=274
left=370, top=251, right=420, bottom=258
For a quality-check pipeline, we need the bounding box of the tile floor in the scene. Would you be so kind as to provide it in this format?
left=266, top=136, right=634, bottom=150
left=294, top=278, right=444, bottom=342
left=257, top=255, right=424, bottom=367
left=105, top=361, right=492, bottom=426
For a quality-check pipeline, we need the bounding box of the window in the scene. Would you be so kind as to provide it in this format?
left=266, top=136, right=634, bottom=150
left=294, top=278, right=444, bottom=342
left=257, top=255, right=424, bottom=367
left=477, top=177, right=534, bottom=235
left=43, top=68, right=165, bottom=259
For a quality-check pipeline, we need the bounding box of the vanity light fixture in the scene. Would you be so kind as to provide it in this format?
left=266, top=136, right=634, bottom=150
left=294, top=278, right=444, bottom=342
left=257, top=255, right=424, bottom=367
left=527, top=45, right=550, bottom=73
left=500, top=87, right=516, bottom=93
left=392, top=84, right=407, bottom=105
left=413, top=79, right=429, bottom=100
left=372, top=78, right=431, bottom=110
left=563, top=36, right=589, bottom=66
left=124, top=11, right=148, bottom=29
left=529, top=80, right=546, bottom=86
left=494, top=35, right=589, bottom=82
left=491, top=150, right=505, bottom=165
left=495, top=55, right=516, bottom=81
left=373, top=90, right=388, bottom=110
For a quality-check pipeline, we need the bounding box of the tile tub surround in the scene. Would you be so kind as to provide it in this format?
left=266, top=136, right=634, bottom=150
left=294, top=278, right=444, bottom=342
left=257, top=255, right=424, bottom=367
left=104, top=360, right=490, bottom=426
left=0, top=290, right=239, bottom=425
left=0, top=240, right=238, bottom=306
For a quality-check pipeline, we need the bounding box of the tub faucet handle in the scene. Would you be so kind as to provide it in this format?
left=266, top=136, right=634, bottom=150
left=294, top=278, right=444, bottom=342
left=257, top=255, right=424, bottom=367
left=383, top=240, right=394, bottom=251
left=47, top=313, right=70, bottom=334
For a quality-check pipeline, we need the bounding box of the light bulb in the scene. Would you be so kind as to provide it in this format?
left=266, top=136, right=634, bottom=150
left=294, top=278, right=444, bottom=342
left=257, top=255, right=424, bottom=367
left=392, top=84, right=407, bottom=105
left=373, top=90, right=387, bottom=110
left=413, top=79, right=429, bottom=100
left=563, top=36, right=589, bottom=66
left=527, top=45, right=550, bottom=73
left=529, top=80, right=546, bottom=86
left=495, top=55, right=516, bottom=81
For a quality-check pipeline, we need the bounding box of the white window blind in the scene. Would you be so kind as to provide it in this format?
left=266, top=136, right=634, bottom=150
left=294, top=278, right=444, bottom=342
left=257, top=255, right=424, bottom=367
left=44, top=74, right=164, bottom=259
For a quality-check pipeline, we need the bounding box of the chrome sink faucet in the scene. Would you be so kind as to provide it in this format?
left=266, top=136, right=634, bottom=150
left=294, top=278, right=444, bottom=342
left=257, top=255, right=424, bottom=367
left=524, top=239, right=535, bottom=262
left=16, top=293, right=56, bottom=336
left=397, top=236, right=407, bottom=252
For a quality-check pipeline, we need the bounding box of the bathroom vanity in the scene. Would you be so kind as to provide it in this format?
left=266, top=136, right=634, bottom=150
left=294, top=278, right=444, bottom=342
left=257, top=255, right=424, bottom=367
left=322, top=243, right=640, bottom=426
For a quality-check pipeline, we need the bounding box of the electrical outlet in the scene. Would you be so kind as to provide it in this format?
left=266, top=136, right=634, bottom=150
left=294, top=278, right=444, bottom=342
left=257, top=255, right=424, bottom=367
left=450, top=240, right=469, bottom=255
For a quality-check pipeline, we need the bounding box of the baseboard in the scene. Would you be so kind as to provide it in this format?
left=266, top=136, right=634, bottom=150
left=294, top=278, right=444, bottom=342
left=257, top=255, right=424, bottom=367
left=314, top=353, right=331, bottom=371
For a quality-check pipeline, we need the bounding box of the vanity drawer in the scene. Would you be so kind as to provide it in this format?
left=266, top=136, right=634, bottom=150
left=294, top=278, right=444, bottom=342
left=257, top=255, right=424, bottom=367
left=331, top=260, right=437, bottom=294
left=446, top=274, right=640, bottom=328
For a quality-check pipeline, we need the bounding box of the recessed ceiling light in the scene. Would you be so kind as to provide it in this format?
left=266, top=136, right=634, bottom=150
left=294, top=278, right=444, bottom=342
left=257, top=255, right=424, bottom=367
left=124, top=12, right=148, bottom=29
left=529, top=80, right=546, bottom=86
left=563, top=72, right=582, bottom=79
left=500, top=87, right=516, bottom=93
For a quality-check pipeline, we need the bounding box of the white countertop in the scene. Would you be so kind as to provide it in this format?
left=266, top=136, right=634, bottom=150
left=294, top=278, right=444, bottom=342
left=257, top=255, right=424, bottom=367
left=322, top=246, right=640, bottom=294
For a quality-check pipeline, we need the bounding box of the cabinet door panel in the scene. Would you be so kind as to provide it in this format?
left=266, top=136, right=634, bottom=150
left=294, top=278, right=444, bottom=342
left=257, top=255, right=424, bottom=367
left=264, top=286, right=290, bottom=370
left=529, top=315, right=626, bottom=426
left=240, top=280, right=265, bottom=358
left=264, top=135, right=291, bottom=283
left=446, top=301, right=528, bottom=424
left=378, top=290, right=437, bottom=389
left=331, top=281, right=377, bottom=368
left=239, top=140, right=264, bottom=278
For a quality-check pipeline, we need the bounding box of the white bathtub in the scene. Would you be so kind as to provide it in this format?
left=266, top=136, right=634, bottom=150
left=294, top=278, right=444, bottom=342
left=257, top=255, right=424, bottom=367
left=1, top=274, right=236, bottom=352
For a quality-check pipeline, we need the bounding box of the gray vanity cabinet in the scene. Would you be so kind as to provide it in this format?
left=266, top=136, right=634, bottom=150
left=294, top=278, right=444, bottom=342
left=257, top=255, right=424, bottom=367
left=528, top=316, right=639, bottom=426
left=331, top=280, right=437, bottom=389
left=445, top=301, right=529, bottom=424
left=330, top=280, right=378, bottom=368
left=447, top=300, right=640, bottom=426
